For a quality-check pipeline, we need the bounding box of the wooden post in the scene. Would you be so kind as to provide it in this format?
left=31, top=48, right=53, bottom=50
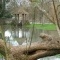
left=22, top=14, right=25, bottom=38
left=25, top=14, right=27, bottom=21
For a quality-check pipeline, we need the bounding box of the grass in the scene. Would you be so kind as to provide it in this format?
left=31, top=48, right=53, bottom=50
left=25, top=24, right=56, bottom=30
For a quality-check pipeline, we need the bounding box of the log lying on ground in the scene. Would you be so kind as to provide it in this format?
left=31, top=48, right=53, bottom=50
left=0, top=37, right=60, bottom=60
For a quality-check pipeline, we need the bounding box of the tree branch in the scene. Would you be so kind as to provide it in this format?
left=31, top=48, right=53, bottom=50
left=37, top=5, right=55, bottom=24
left=0, top=37, right=60, bottom=60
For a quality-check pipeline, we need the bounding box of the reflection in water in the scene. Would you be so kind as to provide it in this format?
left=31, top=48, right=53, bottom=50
left=4, top=28, right=31, bottom=46
left=9, top=36, right=19, bottom=46
left=19, top=29, right=30, bottom=39
left=37, top=56, right=60, bottom=60
left=24, top=31, right=30, bottom=39
left=4, top=26, right=60, bottom=59
left=9, top=40, right=19, bottom=46
left=19, top=29, right=22, bottom=38
left=5, top=30, right=11, bottom=37
left=22, top=40, right=30, bottom=45
left=5, top=30, right=19, bottom=46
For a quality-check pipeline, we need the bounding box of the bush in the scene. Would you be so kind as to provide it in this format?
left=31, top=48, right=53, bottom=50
left=24, top=20, right=30, bottom=25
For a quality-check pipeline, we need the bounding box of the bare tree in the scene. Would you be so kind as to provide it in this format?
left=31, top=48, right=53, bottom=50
left=0, top=0, right=60, bottom=60
left=34, top=0, right=60, bottom=37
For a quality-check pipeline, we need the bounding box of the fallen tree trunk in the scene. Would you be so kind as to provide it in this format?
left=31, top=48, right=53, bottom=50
left=0, top=37, right=60, bottom=60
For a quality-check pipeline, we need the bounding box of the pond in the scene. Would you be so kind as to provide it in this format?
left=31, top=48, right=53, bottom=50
left=1, top=25, right=60, bottom=60
left=4, top=26, right=58, bottom=45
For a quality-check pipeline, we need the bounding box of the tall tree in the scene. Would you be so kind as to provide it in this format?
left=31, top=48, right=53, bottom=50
left=33, top=0, right=60, bottom=37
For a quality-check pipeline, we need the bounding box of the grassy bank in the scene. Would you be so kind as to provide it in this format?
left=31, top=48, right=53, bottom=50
left=25, top=24, right=56, bottom=30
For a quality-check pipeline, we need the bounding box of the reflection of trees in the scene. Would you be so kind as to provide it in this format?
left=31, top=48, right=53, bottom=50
left=0, top=0, right=60, bottom=60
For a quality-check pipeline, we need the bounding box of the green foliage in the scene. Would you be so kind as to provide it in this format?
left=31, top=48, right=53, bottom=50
left=0, top=4, right=2, bottom=12
left=0, top=10, right=12, bottom=18
left=10, top=21, right=16, bottom=27
left=3, top=11, right=12, bottom=18
left=24, top=20, right=30, bottom=25
left=0, top=0, right=12, bottom=18
left=0, top=3, right=3, bottom=17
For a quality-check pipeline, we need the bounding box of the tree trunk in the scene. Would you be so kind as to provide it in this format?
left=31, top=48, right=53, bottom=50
left=0, top=35, right=60, bottom=60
